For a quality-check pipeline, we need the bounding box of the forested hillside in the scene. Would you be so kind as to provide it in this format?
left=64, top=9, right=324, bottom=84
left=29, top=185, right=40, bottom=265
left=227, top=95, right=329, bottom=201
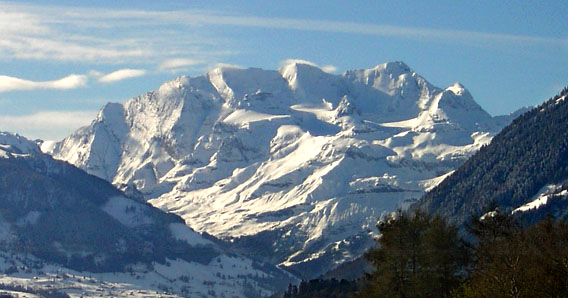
left=417, top=87, right=568, bottom=224
left=285, top=210, right=568, bottom=297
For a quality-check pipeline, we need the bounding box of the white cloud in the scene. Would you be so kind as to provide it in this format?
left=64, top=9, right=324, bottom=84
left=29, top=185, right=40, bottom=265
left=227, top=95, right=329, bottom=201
left=321, top=65, right=337, bottom=73
left=279, top=59, right=337, bottom=73
left=211, top=63, right=243, bottom=70
left=88, top=70, right=103, bottom=77
left=0, top=4, right=228, bottom=64
left=0, top=110, right=98, bottom=141
left=280, top=59, right=318, bottom=68
left=191, top=14, right=568, bottom=47
left=97, top=69, right=146, bottom=83
left=0, top=32, right=152, bottom=62
left=158, top=58, right=202, bottom=73
left=0, top=10, right=48, bottom=36
left=0, top=74, right=87, bottom=92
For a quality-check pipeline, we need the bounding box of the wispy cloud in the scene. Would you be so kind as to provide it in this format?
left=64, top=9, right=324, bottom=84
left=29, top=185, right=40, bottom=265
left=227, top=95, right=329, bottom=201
left=0, top=4, right=228, bottom=64
left=0, top=9, right=48, bottom=36
left=159, top=58, right=203, bottom=73
left=279, top=59, right=338, bottom=73
left=0, top=36, right=151, bottom=62
left=0, top=2, right=565, bottom=66
left=0, top=110, right=98, bottom=141
left=194, top=14, right=568, bottom=47
left=0, top=5, right=151, bottom=61
left=211, top=63, right=243, bottom=70
left=321, top=65, right=337, bottom=73
left=280, top=59, right=318, bottom=68
left=0, top=74, right=87, bottom=92
left=97, top=69, right=146, bottom=83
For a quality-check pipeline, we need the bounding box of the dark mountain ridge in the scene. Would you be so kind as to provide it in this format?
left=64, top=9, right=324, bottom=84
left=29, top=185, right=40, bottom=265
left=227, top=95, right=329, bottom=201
left=0, top=134, right=217, bottom=272
left=416, top=87, right=568, bottom=225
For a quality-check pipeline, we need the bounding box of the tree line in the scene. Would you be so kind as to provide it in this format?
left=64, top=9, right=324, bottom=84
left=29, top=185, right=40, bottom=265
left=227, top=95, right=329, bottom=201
left=284, top=209, right=568, bottom=297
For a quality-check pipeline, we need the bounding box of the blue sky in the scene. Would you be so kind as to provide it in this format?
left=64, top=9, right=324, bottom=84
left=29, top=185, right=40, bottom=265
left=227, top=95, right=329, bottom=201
left=1, top=0, right=567, bottom=140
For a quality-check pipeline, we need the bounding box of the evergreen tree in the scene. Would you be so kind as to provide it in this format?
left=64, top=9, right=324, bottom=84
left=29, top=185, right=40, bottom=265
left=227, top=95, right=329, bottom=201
left=457, top=216, right=568, bottom=297
left=283, top=278, right=358, bottom=297
left=363, top=210, right=467, bottom=297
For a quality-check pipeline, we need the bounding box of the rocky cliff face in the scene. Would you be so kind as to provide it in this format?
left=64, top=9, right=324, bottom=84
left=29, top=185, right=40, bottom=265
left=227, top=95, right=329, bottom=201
left=49, top=61, right=517, bottom=277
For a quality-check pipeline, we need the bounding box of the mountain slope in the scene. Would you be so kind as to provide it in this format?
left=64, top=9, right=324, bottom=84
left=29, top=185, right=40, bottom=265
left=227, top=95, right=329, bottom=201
left=49, top=61, right=518, bottom=277
left=0, top=132, right=293, bottom=297
left=416, top=87, right=568, bottom=224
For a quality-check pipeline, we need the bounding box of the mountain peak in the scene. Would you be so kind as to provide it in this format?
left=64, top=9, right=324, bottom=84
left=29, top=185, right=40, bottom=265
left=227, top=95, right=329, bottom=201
left=278, top=59, right=343, bottom=104
left=279, top=59, right=321, bottom=69
left=97, top=102, right=124, bottom=122
left=279, top=59, right=325, bottom=83
left=155, top=75, right=191, bottom=99
left=379, top=61, right=411, bottom=72
left=445, top=82, right=467, bottom=96
left=206, top=64, right=244, bottom=80
left=364, top=61, right=413, bottom=79
left=0, top=131, right=39, bottom=156
left=343, top=61, right=415, bottom=87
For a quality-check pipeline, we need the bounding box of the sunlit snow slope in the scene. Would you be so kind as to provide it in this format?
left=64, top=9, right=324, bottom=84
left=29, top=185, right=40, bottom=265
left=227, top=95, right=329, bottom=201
left=49, top=61, right=518, bottom=277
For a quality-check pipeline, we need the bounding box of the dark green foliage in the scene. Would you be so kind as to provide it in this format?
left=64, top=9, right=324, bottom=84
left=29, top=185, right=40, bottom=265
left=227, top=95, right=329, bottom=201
left=363, top=210, right=468, bottom=298
left=418, top=87, right=568, bottom=225
left=467, top=208, right=521, bottom=243
left=283, top=278, right=359, bottom=298
left=284, top=213, right=568, bottom=298
left=456, top=216, right=568, bottom=298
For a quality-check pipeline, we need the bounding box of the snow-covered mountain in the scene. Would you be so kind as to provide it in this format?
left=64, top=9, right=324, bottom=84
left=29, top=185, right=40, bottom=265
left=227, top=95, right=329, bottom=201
left=49, top=60, right=518, bottom=277
left=0, top=132, right=293, bottom=297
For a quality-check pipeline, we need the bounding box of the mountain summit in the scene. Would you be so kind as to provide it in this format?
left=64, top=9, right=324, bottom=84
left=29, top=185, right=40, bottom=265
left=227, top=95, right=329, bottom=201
left=49, top=61, right=518, bottom=277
